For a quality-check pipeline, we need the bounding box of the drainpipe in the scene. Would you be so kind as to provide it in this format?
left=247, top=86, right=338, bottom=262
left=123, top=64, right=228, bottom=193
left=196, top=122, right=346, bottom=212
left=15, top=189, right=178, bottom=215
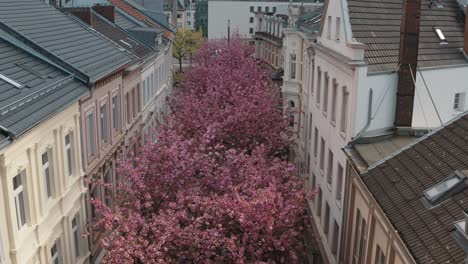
left=349, top=88, right=373, bottom=145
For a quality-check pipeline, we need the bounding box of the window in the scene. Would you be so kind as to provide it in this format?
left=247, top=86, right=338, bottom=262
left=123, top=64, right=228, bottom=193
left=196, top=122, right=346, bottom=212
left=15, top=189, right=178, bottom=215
left=331, top=79, right=338, bottom=122
left=289, top=100, right=295, bottom=108
left=132, top=88, right=136, bottom=118
left=335, top=17, right=341, bottom=40
left=187, top=21, right=191, bottom=25
left=273, top=6, right=276, bottom=13
left=177, top=13, right=182, bottom=19
left=375, top=245, right=386, bottom=264
left=65, top=133, right=73, bottom=177
left=112, top=95, right=119, bottom=130
left=186, top=12, right=191, bottom=17
left=86, top=112, right=96, bottom=157
left=249, top=28, right=254, bottom=34
left=454, top=92, right=465, bottom=111
left=308, top=113, right=313, bottom=141
left=104, top=169, right=113, bottom=207
left=324, top=202, right=330, bottom=235
left=257, top=6, right=261, bottom=12
left=72, top=215, right=80, bottom=260
left=250, top=6, right=254, bottom=12
left=317, top=188, right=322, bottom=217
left=125, top=93, right=131, bottom=125
left=265, top=6, right=269, bottom=12
left=50, top=240, right=61, bottom=264
left=323, top=73, right=329, bottom=113
left=42, top=151, right=53, bottom=199
left=290, top=54, right=296, bottom=79
left=311, top=173, right=316, bottom=193
left=313, top=127, right=318, bottom=158
left=434, top=27, right=448, bottom=44
left=100, top=103, right=108, bottom=144
left=13, top=174, right=27, bottom=229
left=249, top=17, right=254, bottom=23
left=319, top=138, right=325, bottom=173
left=336, top=164, right=343, bottom=201
left=90, top=186, right=100, bottom=219
left=353, top=210, right=367, bottom=264
left=327, top=16, right=331, bottom=39
left=332, top=221, right=340, bottom=255
left=289, top=114, right=295, bottom=127
left=306, top=153, right=310, bottom=174
left=316, top=68, right=322, bottom=105
left=142, top=80, right=146, bottom=106
left=327, top=150, right=334, bottom=186
left=423, top=170, right=465, bottom=205
left=150, top=73, right=154, bottom=99
left=341, top=88, right=349, bottom=133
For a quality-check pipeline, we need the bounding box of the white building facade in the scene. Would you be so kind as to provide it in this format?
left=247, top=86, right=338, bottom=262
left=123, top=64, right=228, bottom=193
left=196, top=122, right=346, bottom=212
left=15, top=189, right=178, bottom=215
left=208, top=0, right=322, bottom=39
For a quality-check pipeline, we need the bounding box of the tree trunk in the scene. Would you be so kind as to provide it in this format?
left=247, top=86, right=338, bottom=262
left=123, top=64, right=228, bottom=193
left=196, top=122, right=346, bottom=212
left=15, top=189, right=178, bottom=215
left=179, top=57, right=183, bottom=73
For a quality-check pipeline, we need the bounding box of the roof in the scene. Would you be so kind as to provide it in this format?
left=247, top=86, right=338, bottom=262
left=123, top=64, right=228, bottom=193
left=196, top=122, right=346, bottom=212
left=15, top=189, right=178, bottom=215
left=115, top=7, right=144, bottom=29
left=120, top=0, right=176, bottom=32
left=295, top=6, right=323, bottom=37
left=0, top=0, right=131, bottom=82
left=89, top=12, right=155, bottom=60
left=353, top=135, right=416, bottom=166
left=347, top=0, right=468, bottom=73
left=359, top=112, right=468, bottom=263
left=0, top=34, right=88, bottom=141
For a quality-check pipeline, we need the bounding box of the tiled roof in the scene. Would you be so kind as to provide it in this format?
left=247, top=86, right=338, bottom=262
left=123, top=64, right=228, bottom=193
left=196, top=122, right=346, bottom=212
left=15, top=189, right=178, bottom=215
left=89, top=12, right=155, bottom=60
left=0, top=34, right=87, bottom=140
left=0, top=0, right=131, bottom=82
left=361, top=112, right=468, bottom=264
left=347, top=0, right=468, bottom=73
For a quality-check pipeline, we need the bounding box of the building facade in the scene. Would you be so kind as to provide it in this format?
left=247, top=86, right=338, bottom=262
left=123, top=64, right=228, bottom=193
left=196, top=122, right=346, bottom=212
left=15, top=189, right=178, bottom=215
left=208, top=0, right=321, bottom=39
left=0, top=22, right=90, bottom=264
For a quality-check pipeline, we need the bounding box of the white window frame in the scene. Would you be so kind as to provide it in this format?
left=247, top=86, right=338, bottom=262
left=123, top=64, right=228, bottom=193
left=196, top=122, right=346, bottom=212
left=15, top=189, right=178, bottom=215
left=86, top=110, right=96, bottom=158
left=71, top=214, right=80, bottom=261
left=65, top=133, right=73, bottom=177
left=42, top=150, right=53, bottom=201
left=50, top=239, right=62, bottom=264
left=454, top=92, right=465, bottom=111
left=100, top=101, right=108, bottom=145
left=13, top=173, right=27, bottom=230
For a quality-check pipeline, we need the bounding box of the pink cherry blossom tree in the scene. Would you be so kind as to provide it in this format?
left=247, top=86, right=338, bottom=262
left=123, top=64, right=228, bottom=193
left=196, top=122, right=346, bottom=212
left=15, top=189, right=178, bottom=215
left=91, top=38, right=312, bottom=263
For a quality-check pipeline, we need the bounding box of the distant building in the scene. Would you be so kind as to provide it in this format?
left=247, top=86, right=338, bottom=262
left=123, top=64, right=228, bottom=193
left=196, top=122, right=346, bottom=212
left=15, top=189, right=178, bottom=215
left=164, top=0, right=196, bottom=30
left=195, top=0, right=208, bottom=36
left=207, top=0, right=322, bottom=39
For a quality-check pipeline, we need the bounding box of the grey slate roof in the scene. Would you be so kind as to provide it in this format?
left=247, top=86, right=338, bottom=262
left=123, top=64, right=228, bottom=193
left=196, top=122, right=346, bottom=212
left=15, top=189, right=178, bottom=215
left=88, top=12, right=155, bottom=61
left=360, top=112, right=468, bottom=263
left=347, top=0, right=468, bottom=73
left=0, top=0, right=131, bottom=82
left=0, top=34, right=88, bottom=140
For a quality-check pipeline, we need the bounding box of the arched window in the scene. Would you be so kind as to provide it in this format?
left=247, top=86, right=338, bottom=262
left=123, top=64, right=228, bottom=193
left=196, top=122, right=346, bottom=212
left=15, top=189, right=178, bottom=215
left=289, top=100, right=295, bottom=108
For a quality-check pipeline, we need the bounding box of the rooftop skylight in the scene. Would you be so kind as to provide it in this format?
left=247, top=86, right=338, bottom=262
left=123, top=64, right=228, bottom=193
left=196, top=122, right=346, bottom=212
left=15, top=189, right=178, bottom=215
left=0, top=73, right=24, bottom=89
left=119, top=39, right=133, bottom=48
left=434, top=27, right=448, bottom=45
left=423, top=170, right=466, bottom=206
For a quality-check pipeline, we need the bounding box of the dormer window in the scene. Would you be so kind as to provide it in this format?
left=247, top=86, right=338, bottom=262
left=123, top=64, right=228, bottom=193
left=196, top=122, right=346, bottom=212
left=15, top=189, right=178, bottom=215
left=422, top=170, right=466, bottom=207
left=434, top=27, right=448, bottom=45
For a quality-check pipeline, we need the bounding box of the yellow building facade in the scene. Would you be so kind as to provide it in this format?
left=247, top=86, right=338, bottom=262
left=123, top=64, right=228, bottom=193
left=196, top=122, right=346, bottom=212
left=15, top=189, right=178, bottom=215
left=0, top=103, right=89, bottom=264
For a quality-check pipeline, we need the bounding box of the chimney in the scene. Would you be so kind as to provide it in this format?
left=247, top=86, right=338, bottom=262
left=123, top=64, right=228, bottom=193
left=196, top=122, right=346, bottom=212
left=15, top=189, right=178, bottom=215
left=464, top=6, right=468, bottom=55
left=65, top=7, right=93, bottom=25
left=93, top=5, right=115, bottom=23
left=395, top=0, right=422, bottom=128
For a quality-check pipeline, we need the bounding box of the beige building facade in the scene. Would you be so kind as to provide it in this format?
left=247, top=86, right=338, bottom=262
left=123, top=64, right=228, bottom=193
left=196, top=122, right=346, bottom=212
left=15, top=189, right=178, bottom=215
left=343, top=165, right=415, bottom=264
left=0, top=103, right=89, bottom=264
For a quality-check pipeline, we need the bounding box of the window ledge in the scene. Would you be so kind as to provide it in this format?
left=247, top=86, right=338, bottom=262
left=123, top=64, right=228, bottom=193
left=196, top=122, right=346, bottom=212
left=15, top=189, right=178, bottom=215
left=340, top=131, right=346, bottom=139
left=336, top=199, right=342, bottom=209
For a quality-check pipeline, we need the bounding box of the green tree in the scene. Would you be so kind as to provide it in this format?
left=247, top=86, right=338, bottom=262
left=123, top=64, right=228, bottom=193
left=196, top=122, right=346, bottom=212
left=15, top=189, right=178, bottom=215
left=173, top=28, right=203, bottom=72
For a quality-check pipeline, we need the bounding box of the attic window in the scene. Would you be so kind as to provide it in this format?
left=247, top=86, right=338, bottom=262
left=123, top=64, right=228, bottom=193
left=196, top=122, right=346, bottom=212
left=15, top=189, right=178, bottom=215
left=434, top=27, right=448, bottom=44
left=119, top=39, right=133, bottom=48
left=423, top=170, right=466, bottom=207
left=0, top=73, right=24, bottom=89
